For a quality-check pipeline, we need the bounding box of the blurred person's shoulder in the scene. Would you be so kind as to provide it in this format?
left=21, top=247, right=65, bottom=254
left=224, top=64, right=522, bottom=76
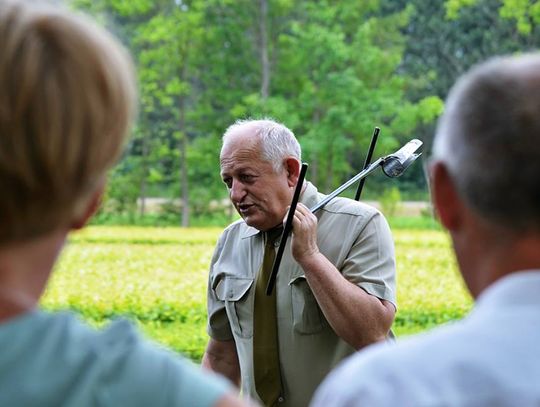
left=0, top=311, right=232, bottom=407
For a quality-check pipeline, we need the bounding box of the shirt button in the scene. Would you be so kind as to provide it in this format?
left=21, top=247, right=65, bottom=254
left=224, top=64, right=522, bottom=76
left=278, top=396, right=284, bottom=403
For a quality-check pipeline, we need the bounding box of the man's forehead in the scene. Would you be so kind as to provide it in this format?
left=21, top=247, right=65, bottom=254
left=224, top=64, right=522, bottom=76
left=221, top=133, right=261, bottom=164
left=222, top=127, right=259, bottom=151
left=220, top=148, right=264, bottom=173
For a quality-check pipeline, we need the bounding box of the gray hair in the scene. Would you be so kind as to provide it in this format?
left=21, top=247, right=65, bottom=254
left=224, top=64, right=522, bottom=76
left=222, top=118, right=301, bottom=172
left=432, top=53, right=540, bottom=232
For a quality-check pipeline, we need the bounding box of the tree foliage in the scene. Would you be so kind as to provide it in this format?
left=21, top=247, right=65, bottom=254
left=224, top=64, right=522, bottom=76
left=446, top=0, right=540, bottom=34
left=69, top=0, right=534, bottom=225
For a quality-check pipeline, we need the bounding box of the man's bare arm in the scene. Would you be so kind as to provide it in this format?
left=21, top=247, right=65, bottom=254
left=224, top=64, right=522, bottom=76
left=290, top=203, right=395, bottom=349
left=202, top=338, right=241, bottom=387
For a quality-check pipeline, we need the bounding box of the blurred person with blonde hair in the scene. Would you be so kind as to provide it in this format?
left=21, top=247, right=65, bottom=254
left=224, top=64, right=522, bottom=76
left=0, top=1, right=249, bottom=406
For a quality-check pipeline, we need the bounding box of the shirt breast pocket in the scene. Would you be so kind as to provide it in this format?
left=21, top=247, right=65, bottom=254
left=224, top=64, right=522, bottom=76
left=289, top=275, right=325, bottom=334
left=215, top=276, right=254, bottom=339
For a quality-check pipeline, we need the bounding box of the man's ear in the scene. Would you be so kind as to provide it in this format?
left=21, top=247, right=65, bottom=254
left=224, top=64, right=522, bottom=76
left=284, top=157, right=301, bottom=188
left=431, top=161, right=462, bottom=231
left=71, top=181, right=106, bottom=231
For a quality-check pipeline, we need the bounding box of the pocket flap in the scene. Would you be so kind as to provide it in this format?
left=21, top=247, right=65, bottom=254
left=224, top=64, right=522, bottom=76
left=289, top=275, right=307, bottom=285
left=215, top=277, right=254, bottom=301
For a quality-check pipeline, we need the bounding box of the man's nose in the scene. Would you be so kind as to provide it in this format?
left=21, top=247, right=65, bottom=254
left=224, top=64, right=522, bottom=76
left=230, top=180, right=246, bottom=201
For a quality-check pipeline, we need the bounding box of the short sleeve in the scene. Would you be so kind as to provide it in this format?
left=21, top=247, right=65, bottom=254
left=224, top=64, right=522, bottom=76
left=342, top=211, right=396, bottom=306
left=206, top=231, right=234, bottom=341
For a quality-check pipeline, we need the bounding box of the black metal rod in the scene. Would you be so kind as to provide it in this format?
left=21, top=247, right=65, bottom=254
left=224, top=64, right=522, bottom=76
left=266, top=163, right=308, bottom=295
left=310, top=158, right=383, bottom=213
left=354, top=127, right=380, bottom=201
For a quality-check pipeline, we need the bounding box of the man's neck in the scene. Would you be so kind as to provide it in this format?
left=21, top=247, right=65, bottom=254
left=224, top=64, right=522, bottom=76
left=0, top=229, right=68, bottom=322
left=459, top=231, right=540, bottom=298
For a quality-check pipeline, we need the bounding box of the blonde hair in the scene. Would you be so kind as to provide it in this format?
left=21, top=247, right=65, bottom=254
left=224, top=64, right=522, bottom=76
left=0, top=0, right=137, bottom=243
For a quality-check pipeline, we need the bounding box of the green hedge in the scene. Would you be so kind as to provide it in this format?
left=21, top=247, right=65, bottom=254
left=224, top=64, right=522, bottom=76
left=42, top=225, right=471, bottom=362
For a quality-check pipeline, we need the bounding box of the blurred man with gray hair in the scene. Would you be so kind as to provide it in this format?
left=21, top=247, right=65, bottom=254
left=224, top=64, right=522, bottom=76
left=202, top=119, right=397, bottom=406
left=312, top=53, right=540, bottom=406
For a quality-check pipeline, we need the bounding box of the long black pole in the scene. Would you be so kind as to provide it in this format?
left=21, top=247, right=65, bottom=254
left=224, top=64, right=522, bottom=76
left=354, top=127, right=380, bottom=201
left=266, top=163, right=308, bottom=295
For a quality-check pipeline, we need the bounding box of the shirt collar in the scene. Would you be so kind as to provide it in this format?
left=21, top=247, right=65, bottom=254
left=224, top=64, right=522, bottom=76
left=475, top=270, right=540, bottom=310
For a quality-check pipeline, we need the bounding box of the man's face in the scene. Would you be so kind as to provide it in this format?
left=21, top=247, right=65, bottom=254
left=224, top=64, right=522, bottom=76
left=220, top=132, right=294, bottom=231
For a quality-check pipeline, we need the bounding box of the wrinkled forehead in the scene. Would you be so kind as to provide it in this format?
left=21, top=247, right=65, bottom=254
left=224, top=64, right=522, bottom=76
left=220, top=133, right=265, bottom=173
left=221, top=124, right=260, bottom=152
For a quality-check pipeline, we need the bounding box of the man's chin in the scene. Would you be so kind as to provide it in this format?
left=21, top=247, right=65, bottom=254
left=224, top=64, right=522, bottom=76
left=243, top=216, right=280, bottom=232
left=243, top=216, right=264, bottom=231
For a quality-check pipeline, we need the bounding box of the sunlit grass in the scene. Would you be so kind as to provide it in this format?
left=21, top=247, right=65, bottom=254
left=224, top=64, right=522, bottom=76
left=393, top=229, right=472, bottom=335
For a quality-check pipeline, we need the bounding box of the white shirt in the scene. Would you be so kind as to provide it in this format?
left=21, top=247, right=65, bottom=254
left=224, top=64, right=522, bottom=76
left=311, top=271, right=540, bottom=407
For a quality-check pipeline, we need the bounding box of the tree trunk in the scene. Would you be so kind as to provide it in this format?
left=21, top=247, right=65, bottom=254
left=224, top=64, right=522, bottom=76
left=179, top=95, right=190, bottom=228
left=180, top=135, right=189, bottom=227
left=139, top=178, right=147, bottom=216
left=325, top=139, right=334, bottom=193
left=259, top=0, right=270, bottom=99
left=311, top=109, right=321, bottom=187
left=139, top=128, right=149, bottom=216
left=177, top=43, right=190, bottom=227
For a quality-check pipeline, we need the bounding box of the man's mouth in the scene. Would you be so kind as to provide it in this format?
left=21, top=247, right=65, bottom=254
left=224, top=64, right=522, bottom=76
left=237, top=203, right=255, bottom=215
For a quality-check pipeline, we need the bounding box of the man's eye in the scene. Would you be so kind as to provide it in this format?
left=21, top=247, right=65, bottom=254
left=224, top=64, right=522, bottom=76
left=240, top=174, right=254, bottom=183
left=223, top=178, right=232, bottom=188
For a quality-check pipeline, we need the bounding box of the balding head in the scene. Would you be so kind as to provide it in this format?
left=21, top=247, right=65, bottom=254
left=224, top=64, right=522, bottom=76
left=432, top=53, right=540, bottom=233
left=221, top=119, right=301, bottom=173
left=219, top=119, right=302, bottom=231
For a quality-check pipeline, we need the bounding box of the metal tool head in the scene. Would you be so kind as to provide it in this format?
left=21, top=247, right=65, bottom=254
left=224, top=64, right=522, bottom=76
left=381, top=139, right=423, bottom=178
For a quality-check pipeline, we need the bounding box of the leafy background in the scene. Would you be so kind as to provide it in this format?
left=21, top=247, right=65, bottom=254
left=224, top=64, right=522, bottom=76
left=64, top=0, right=540, bottom=227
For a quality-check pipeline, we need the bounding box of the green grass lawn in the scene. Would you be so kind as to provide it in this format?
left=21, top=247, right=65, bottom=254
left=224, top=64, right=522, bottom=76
left=41, top=223, right=472, bottom=362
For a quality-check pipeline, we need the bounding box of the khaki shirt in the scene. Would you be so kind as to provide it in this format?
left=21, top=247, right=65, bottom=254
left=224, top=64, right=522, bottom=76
left=207, top=182, right=396, bottom=406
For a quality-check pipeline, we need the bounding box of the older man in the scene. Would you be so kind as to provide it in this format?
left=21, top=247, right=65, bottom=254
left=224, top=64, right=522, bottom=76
left=312, top=54, right=540, bottom=406
left=202, top=119, right=396, bottom=406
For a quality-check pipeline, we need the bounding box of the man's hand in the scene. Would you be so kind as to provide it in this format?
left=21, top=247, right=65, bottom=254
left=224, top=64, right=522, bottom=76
left=289, top=203, right=320, bottom=263
left=285, top=204, right=396, bottom=350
